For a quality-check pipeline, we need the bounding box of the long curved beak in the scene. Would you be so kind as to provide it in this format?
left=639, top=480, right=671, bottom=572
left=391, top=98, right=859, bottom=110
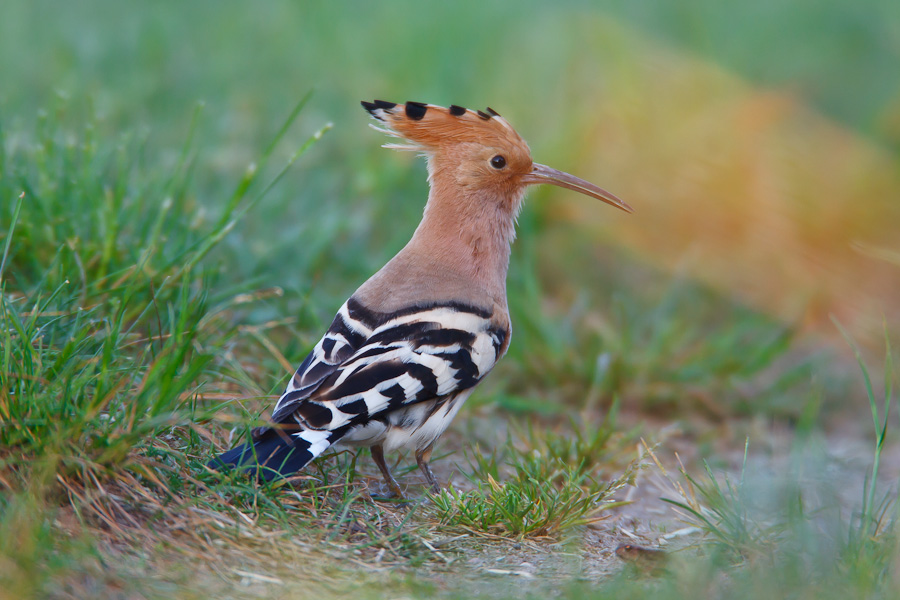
left=522, top=163, right=633, bottom=213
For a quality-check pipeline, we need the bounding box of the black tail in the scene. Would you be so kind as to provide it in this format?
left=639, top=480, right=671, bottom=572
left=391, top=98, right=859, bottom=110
left=207, top=429, right=318, bottom=482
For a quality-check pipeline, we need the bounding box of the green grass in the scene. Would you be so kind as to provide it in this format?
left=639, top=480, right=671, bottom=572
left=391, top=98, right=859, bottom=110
left=431, top=407, right=639, bottom=538
left=0, top=94, right=326, bottom=481
left=658, top=439, right=787, bottom=561
left=647, top=326, right=898, bottom=597
left=0, top=100, right=339, bottom=597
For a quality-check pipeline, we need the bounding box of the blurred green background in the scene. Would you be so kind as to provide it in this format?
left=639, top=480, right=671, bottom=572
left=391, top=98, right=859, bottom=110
left=2, top=0, right=899, bottom=411
left=4, top=0, right=898, bottom=321
left=4, top=0, right=900, bottom=142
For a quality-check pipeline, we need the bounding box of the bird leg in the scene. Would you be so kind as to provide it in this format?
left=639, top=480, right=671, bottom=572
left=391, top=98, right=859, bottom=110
left=370, top=444, right=404, bottom=499
left=415, top=445, right=441, bottom=494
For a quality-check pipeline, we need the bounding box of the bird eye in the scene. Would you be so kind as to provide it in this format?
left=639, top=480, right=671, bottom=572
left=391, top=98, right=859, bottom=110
left=490, top=155, right=507, bottom=169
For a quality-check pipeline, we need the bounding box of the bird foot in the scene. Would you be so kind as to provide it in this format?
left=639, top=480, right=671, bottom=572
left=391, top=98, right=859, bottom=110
left=370, top=482, right=409, bottom=503
left=369, top=445, right=409, bottom=501
left=416, top=446, right=442, bottom=496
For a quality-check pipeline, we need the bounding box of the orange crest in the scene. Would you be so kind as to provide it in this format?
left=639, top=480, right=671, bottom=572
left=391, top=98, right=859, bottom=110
left=361, top=100, right=529, bottom=155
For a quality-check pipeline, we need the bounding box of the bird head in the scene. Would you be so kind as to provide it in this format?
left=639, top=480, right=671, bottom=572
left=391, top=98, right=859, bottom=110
left=361, top=100, right=633, bottom=214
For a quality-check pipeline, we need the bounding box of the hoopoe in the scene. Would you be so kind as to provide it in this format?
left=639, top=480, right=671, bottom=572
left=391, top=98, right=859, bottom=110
left=210, top=100, right=632, bottom=497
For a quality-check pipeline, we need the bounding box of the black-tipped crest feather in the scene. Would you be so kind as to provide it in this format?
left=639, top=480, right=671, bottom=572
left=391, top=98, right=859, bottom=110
left=405, top=101, right=428, bottom=120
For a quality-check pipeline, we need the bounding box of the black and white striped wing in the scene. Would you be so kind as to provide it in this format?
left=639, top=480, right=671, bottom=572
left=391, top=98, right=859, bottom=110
left=271, top=302, right=507, bottom=435
left=275, top=301, right=373, bottom=405
left=211, top=299, right=508, bottom=480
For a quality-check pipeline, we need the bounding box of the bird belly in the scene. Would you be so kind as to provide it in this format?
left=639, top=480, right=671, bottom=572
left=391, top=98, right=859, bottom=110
left=382, top=389, right=473, bottom=453
left=331, top=390, right=473, bottom=453
left=336, top=419, right=390, bottom=448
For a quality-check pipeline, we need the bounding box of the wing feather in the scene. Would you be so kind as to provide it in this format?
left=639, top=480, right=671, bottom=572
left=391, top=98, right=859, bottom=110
left=268, top=300, right=507, bottom=432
